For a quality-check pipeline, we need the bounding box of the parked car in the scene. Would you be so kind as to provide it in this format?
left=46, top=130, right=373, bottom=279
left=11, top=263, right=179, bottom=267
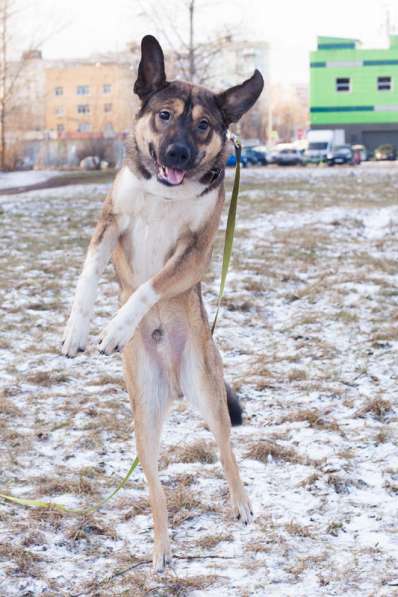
left=374, top=144, right=397, bottom=161
left=275, top=148, right=304, bottom=166
left=241, top=146, right=267, bottom=166
left=326, top=145, right=353, bottom=166
left=226, top=152, right=248, bottom=167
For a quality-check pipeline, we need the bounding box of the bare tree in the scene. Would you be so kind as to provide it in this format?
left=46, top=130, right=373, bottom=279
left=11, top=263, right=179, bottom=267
left=0, top=0, right=67, bottom=170
left=135, top=0, right=237, bottom=85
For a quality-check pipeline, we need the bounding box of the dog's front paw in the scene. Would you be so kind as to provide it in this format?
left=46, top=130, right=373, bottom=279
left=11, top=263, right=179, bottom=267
left=152, top=540, right=172, bottom=573
left=232, top=491, right=253, bottom=526
left=98, top=312, right=135, bottom=355
left=62, top=311, right=89, bottom=357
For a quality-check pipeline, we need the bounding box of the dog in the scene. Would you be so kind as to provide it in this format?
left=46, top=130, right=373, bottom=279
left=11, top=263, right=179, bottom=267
left=62, top=35, right=263, bottom=571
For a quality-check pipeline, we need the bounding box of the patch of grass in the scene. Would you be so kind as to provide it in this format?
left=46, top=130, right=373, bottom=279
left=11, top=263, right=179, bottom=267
left=162, top=439, right=217, bottom=467
left=285, top=520, right=313, bottom=537
left=245, top=440, right=308, bottom=465
left=26, top=370, right=69, bottom=385
left=166, top=485, right=210, bottom=526
left=123, top=495, right=150, bottom=520
left=288, top=368, right=308, bottom=382
left=298, top=472, right=321, bottom=489
left=326, top=521, right=345, bottom=536
left=195, top=533, right=233, bottom=549
left=281, top=408, right=341, bottom=433
left=0, top=542, right=43, bottom=576
left=66, top=516, right=118, bottom=542
left=356, top=398, right=392, bottom=420
left=36, top=473, right=96, bottom=497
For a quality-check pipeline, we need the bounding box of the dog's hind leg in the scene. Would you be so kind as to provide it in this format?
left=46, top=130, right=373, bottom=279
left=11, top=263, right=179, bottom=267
left=180, top=332, right=253, bottom=524
left=122, top=337, right=173, bottom=572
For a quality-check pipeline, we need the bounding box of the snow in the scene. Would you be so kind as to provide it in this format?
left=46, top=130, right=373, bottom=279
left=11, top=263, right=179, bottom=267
left=0, top=164, right=397, bottom=596
left=0, top=170, right=61, bottom=190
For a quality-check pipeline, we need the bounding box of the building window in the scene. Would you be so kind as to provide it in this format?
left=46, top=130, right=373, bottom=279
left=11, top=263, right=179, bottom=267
left=54, top=86, right=63, bottom=96
left=77, top=122, right=91, bottom=132
left=378, top=76, right=392, bottom=91
left=104, top=103, right=112, bottom=113
left=76, top=85, right=90, bottom=95
left=336, top=77, right=351, bottom=92
left=77, top=104, right=90, bottom=114
left=103, top=84, right=112, bottom=94
left=103, top=122, right=114, bottom=136
left=57, top=123, right=64, bottom=134
left=55, top=106, right=64, bottom=116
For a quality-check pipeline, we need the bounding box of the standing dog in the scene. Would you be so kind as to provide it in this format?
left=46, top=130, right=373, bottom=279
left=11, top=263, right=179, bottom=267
left=62, top=35, right=263, bottom=570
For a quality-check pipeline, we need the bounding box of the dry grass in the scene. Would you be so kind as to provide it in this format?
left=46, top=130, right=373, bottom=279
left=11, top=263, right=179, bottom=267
left=166, top=485, right=208, bottom=525
left=280, top=408, right=341, bottom=433
left=0, top=542, right=43, bottom=576
left=195, top=533, right=233, bottom=549
left=356, top=398, right=392, bottom=420
left=285, top=521, right=313, bottom=537
left=161, top=439, right=217, bottom=467
left=245, top=440, right=308, bottom=465
left=288, top=368, right=308, bottom=382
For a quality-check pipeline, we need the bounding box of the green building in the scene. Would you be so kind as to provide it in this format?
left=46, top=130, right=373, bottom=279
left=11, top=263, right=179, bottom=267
left=310, top=35, right=398, bottom=153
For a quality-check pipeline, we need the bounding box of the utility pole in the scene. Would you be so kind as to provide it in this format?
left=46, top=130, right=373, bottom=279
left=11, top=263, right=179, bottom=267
left=0, top=0, right=8, bottom=171
left=188, top=0, right=195, bottom=81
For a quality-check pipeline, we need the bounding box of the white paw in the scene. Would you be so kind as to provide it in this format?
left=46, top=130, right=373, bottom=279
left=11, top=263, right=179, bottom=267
left=62, top=310, right=89, bottom=357
left=98, top=311, right=136, bottom=355
left=152, top=541, right=172, bottom=573
left=232, top=492, right=253, bottom=525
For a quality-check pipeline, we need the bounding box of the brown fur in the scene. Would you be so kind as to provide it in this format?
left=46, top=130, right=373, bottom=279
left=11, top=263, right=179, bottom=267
left=62, top=34, right=263, bottom=571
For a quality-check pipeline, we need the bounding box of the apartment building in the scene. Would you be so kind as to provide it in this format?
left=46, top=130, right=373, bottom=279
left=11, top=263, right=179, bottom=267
left=45, top=59, right=137, bottom=139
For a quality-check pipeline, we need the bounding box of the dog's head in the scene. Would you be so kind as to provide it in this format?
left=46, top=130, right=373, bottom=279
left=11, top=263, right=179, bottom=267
left=132, top=35, right=264, bottom=190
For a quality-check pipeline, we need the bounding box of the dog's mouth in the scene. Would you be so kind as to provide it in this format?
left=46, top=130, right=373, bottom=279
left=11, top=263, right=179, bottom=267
left=156, top=163, right=186, bottom=186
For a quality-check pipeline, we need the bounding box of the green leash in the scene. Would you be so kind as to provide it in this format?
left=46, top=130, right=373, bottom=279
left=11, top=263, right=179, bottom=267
left=0, top=132, right=242, bottom=515
left=212, top=130, right=241, bottom=334
left=0, top=457, right=140, bottom=515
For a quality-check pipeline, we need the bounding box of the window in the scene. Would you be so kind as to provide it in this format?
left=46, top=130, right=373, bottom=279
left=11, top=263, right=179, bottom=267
left=378, top=76, right=392, bottom=91
left=76, top=85, right=90, bottom=95
left=77, top=122, right=91, bottom=132
left=77, top=104, right=90, bottom=114
left=55, top=106, right=64, bottom=116
left=103, top=84, right=112, bottom=94
left=54, top=86, right=63, bottom=96
left=103, top=122, right=114, bottom=136
left=57, top=123, right=64, bottom=134
left=336, top=77, right=351, bottom=92
left=104, top=103, right=112, bottom=113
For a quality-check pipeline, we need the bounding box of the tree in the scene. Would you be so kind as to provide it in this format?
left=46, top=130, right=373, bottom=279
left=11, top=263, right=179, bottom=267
left=0, top=0, right=66, bottom=170
left=135, top=0, right=237, bottom=85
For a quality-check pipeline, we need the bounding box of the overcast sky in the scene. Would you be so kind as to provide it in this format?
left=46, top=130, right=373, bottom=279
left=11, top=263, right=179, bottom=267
left=32, top=0, right=398, bottom=85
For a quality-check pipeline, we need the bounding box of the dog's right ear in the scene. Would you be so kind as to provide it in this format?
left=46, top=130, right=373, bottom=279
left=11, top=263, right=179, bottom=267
left=134, top=35, right=167, bottom=101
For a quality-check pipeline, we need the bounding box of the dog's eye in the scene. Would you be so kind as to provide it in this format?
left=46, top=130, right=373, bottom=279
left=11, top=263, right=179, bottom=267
left=159, top=110, right=171, bottom=121
left=198, top=119, right=209, bottom=131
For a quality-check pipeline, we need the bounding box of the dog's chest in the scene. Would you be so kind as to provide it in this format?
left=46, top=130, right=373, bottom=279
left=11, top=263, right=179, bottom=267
left=114, top=167, right=218, bottom=283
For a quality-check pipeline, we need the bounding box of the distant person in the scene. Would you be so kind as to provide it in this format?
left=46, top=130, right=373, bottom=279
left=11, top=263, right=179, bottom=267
left=353, top=147, right=362, bottom=165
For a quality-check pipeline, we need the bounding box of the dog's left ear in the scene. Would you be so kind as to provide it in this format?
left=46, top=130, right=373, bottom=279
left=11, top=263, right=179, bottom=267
left=134, top=35, right=167, bottom=100
left=216, top=69, right=264, bottom=125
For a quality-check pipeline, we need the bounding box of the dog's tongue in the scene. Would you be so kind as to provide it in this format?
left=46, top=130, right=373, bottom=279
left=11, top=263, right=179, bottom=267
left=165, top=167, right=185, bottom=185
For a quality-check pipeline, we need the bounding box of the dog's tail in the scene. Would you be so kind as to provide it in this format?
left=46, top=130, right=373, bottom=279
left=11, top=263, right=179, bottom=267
left=225, top=383, right=243, bottom=426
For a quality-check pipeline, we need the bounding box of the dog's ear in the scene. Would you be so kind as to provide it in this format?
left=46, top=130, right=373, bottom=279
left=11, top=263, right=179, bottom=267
left=216, top=69, right=264, bottom=125
left=134, top=35, right=167, bottom=100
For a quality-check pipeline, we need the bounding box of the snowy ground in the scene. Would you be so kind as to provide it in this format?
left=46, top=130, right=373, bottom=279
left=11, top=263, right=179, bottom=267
left=0, top=165, right=397, bottom=596
left=0, top=171, right=60, bottom=191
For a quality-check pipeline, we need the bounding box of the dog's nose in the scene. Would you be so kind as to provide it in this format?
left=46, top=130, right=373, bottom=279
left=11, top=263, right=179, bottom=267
left=164, top=143, right=191, bottom=169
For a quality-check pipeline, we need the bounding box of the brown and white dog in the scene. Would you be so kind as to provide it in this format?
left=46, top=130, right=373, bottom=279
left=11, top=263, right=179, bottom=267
left=62, top=35, right=263, bottom=571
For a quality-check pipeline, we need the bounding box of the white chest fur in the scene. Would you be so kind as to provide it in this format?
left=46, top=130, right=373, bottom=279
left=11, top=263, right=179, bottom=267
left=113, top=166, right=219, bottom=284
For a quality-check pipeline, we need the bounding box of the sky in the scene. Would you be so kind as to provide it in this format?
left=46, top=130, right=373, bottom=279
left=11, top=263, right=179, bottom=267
left=26, top=0, right=398, bottom=85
